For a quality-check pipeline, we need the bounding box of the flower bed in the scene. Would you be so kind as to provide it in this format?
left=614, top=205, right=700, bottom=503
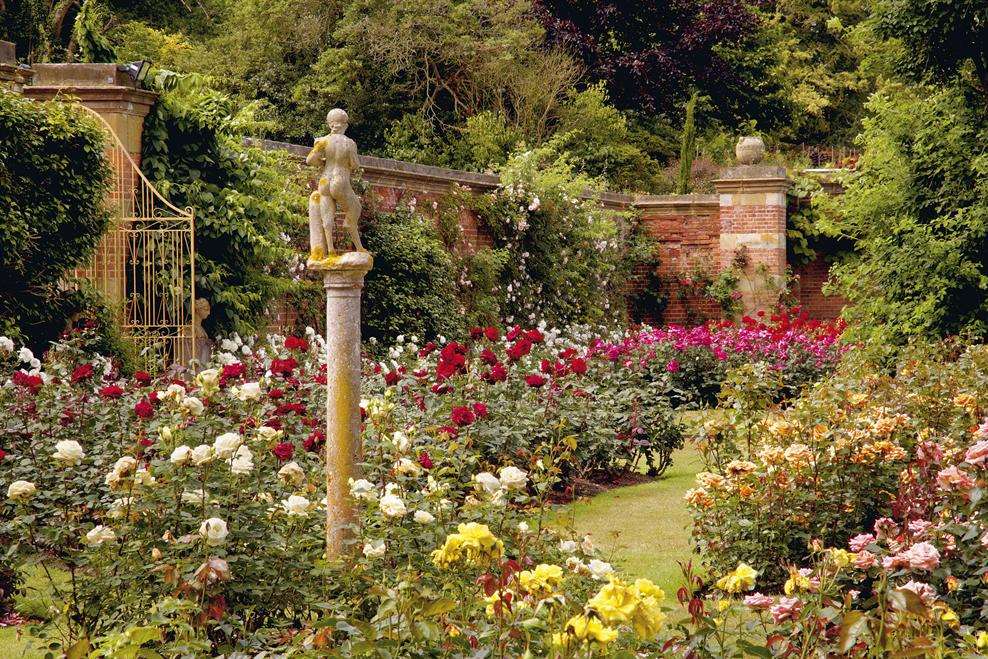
left=593, top=308, right=846, bottom=407
left=678, top=343, right=988, bottom=654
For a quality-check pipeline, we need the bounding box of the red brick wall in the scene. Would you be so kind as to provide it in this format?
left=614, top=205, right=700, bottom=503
left=793, top=254, right=847, bottom=320
left=368, top=185, right=493, bottom=249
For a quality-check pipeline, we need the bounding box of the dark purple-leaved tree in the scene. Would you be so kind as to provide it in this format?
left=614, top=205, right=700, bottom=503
left=533, top=0, right=761, bottom=117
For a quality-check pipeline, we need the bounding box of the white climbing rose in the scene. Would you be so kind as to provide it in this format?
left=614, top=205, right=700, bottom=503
left=363, top=539, right=386, bottom=557
left=229, top=445, right=254, bottom=475
left=588, top=559, right=614, bottom=580
left=180, top=396, right=205, bottom=416
left=349, top=478, right=377, bottom=501
left=237, top=382, right=262, bottom=401
left=199, top=518, right=229, bottom=546
left=277, top=461, right=305, bottom=484
left=52, top=440, right=85, bottom=466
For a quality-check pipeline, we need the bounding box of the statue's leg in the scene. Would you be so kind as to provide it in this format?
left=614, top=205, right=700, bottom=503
left=320, top=194, right=336, bottom=252
left=344, top=192, right=364, bottom=251
left=308, top=191, right=326, bottom=261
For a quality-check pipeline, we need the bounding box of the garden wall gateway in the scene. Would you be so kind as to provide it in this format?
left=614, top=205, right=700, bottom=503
left=17, top=61, right=844, bottom=331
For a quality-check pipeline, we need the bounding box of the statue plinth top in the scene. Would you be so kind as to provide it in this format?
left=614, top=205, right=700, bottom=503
left=306, top=250, right=373, bottom=271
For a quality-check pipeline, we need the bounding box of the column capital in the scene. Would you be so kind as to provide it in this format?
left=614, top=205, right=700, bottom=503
left=310, top=251, right=374, bottom=291
left=713, top=165, right=790, bottom=195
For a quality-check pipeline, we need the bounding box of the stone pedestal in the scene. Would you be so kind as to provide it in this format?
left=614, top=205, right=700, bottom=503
left=714, top=165, right=790, bottom=316
left=311, top=251, right=373, bottom=558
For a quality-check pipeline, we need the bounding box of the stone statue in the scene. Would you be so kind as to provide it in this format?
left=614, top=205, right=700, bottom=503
left=193, top=297, right=212, bottom=365
left=307, top=108, right=364, bottom=264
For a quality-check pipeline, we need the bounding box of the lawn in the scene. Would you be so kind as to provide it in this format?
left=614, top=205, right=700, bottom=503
left=561, top=443, right=703, bottom=596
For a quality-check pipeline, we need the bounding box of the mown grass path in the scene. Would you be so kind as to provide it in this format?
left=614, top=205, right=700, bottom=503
left=561, top=445, right=702, bottom=596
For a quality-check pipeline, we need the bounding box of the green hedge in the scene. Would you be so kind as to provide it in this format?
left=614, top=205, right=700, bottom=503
left=0, top=90, right=112, bottom=353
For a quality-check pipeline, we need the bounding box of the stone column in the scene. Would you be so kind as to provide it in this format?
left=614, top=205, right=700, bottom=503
left=312, top=252, right=373, bottom=558
left=23, top=63, right=157, bottom=307
left=714, top=164, right=790, bottom=315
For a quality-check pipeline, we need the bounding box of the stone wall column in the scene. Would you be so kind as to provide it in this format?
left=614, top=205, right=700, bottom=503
left=0, top=41, right=33, bottom=91
left=315, top=253, right=373, bottom=558
left=714, top=164, right=790, bottom=315
left=23, top=63, right=157, bottom=307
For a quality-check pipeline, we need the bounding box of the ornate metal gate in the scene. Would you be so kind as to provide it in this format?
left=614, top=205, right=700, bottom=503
left=75, top=105, right=196, bottom=371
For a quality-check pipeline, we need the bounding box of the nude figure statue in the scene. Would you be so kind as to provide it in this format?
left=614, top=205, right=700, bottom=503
left=306, top=108, right=364, bottom=262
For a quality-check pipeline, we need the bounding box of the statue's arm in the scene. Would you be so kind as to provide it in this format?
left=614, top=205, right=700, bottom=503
left=306, top=139, right=325, bottom=167
left=348, top=142, right=360, bottom=171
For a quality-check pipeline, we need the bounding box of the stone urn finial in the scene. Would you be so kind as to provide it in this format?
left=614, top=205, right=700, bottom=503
left=735, top=135, right=765, bottom=165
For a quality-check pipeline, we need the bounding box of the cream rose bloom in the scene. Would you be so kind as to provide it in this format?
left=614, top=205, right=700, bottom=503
left=7, top=480, right=36, bottom=501
left=392, top=431, right=411, bottom=452
left=0, top=336, right=14, bottom=353
left=393, top=458, right=421, bottom=476
left=229, top=445, right=254, bottom=475
left=199, top=517, right=229, bottom=546
left=413, top=509, right=435, bottom=524
left=349, top=478, right=377, bottom=501
left=170, top=445, right=192, bottom=465
left=180, top=396, right=205, bottom=416
left=474, top=471, right=501, bottom=495
left=278, top=461, right=305, bottom=485
left=281, top=495, right=311, bottom=517
left=112, top=456, right=138, bottom=475
left=498, top=466, right=528, bottom=491
left=52, top=440, right=85, bottom=466
left=212, top=432, right=242, bottom=459
left=237, top=382, right=262, bottom=401
left=257, top=426, right=283, bottom=442
left=83, top=525, right=116, bottom=546
left=363, top=539, right=386, bottom=557
left=588, top=558, right=614, bottom=580
left=190, top=444, right=215, bottom=466
left=379, top=492, right=407, bottom=518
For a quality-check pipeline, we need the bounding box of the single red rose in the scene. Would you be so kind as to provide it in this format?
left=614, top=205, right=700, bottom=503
left=222, top=363, right=245, bottom=380
left=134, top=398, right=154, bottom=419
left=99, top=384, right=124, bottom=399
left=148, top=390, right=160, bottom=404
left=506, top=340, right=531, bottom=361
left=275, top=402, right=306, bottom=416
left=134, top=370, right=152, bottom=385
left=484, top=326, right=499, bottom=341
left=450, top=405, right=476, bottom=427
left=506, top=325, right=522, bottom=341
left=384, top=370, right=399, bottom=386
left=268, top=388, right=284, bottom=400
left=272, top=442, right=294, bottom=462
left=284, top=336, right=309, bottom=351
left=539, top=359, right=552, bottom=374
left=438, top=425, right=459, bottom=439
left=60, top=408, right=76, bottom=426
left=483, top=363, right=508, bottom=383
left=71, top=363, right=94, bottom=383
left=472, top=402, right=489, bottom=418
left=431, top=382, right=454, bottom=395
left=264, top=418, right=283, bottom=430
left=139, top=437, right=154, bottom=447
left=418, top=341, right=437, bottom=358
left=270, top=357, right=297, bottom=376
left=479, top=347, right=498, bottom=365
left=304, top=429, right=325, bottom=452
left=418, top=451, right=433, bottom=469
left=568, top=357, right=588, bottom=375
left=559, top=347, right=577, bottom=360
left=469, top=326, right=484, bottom=339
left=525, top=374, right=546, bottom=388
left=412, top=368, right=429, bottom=378
left=373, top=362, right=382, bottom=374
left=13, top=371, right=43, bottom=394
left=313, top=373, right=327, bottom=385
left=524, top=328, right=544, bottom=343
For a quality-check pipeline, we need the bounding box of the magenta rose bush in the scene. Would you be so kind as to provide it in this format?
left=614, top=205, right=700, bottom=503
left=593, top=308, right=847, bottom=408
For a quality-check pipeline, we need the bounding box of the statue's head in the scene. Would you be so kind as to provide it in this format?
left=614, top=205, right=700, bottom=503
left=326, top=108, right=349, bottom=134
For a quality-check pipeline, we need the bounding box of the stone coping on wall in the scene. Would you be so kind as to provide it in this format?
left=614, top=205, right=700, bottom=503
left=247, top=137, right=721, bottom=214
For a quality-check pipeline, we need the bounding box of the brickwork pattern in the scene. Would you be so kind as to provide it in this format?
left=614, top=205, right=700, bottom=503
left=794, top=255, right=847, bottom=320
